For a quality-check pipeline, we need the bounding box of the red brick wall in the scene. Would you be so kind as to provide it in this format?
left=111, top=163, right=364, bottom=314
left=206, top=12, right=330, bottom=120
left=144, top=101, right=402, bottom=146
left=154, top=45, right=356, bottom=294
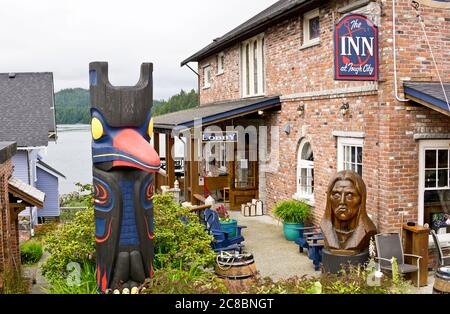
left=198, top=44, right=241, bottom=105
left=0, top=159, right=20, bottom=288
left=196, top=0, right=450, bottom=233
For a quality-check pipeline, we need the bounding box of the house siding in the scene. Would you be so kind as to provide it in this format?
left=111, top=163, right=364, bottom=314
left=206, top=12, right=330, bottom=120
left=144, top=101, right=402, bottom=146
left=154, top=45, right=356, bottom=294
left=13, top=150, right=40, bottom=224
left=12, top=150, right=29, bottom=184
left=36, top=167, right=60, bottom=217
left=195, top=0, right=450, bottom=237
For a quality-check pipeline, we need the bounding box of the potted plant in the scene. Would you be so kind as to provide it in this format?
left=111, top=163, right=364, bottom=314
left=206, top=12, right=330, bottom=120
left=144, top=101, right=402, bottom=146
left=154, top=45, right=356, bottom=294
left=273, top=199, right=312, bottom=241
left=216, top=204, right=238, bottom=237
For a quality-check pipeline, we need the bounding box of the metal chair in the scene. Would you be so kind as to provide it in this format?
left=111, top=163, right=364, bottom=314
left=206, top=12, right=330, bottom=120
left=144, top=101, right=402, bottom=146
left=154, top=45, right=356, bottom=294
left=375, top=232, right=422, bottom=288
left=430, top=229, right=450, bottom=267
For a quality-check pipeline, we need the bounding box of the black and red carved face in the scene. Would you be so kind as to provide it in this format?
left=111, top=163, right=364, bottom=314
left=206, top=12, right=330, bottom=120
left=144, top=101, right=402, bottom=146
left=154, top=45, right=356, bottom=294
left=91, top=109, right=160, bottom=173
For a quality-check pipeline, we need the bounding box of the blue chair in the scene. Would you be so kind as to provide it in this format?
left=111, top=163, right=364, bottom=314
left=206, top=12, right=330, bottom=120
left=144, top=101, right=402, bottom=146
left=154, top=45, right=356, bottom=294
left=204, top=209, right=246, bottom=251
left=294, top=226, right=324, bottom=271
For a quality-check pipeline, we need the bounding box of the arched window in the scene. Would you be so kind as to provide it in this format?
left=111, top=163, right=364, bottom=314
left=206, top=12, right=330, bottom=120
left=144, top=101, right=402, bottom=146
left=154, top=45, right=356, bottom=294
left=296, top=140, right=314, bottom=202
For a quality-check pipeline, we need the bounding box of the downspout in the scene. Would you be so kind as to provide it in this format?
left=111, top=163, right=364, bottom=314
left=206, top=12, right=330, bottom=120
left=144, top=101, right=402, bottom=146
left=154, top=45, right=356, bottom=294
left=392, top=0, right=409, bottom=102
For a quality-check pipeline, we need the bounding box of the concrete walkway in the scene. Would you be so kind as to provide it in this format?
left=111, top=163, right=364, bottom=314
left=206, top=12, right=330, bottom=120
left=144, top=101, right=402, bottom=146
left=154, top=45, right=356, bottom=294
left=22, top=252, right=50, bottom=294
left=229, top=210, right=318, bottom=281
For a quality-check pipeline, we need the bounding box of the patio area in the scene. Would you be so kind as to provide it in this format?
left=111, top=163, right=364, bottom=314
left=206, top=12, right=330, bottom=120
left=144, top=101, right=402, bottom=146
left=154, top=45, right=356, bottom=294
left=228, top=210, right=436, bottom=293
left=228, top=210, right=317, bottom=281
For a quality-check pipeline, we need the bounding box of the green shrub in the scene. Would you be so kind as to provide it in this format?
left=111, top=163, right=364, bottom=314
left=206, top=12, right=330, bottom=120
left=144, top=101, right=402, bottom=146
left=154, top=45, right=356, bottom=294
left=244, top=263, right=412, bottom=294
left=272, top=199, right=311, bottom=223
left=141, top=265, right=229, bottom=294
left=34, top=222, right=59, bottom=241
left=20, top=240, right=43, bottom=265
left=153, top=194, right=216, bottom=270
left=41, top=206, right=95, bottom=283
left=47, top=262, right=98, bottom=294
left=42, top=189, right=215, bottom=289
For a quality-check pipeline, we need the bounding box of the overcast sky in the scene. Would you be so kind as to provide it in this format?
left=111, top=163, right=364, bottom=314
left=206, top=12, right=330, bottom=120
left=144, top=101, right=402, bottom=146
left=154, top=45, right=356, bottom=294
left=0, top=0, right=276, bottom=100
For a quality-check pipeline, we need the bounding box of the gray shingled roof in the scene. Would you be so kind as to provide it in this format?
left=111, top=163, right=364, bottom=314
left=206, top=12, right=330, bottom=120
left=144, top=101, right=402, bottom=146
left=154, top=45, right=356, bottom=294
left=404, top=81, right=450, bottom=116
left=0, top=72, right=56, bottom=147
left=154, top=96, right=280, bottom=131
left=8, top=176, right=45, bottom=208
left=181, top=0, right=316, bottom=65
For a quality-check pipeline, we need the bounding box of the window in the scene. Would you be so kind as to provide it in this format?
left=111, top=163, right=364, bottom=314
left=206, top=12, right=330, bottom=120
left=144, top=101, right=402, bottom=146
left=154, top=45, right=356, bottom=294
left=241, top=34, right=265, bottom=97
left=203, top=65, right=211, bottom=89
left=217, top=52, right=225, bottom=75
left=302, top=8, right=320, bottom=48
left=295, top=140, right=314, bottom=202
left=419, top=140, right=450, bottom=236
left=337, top=137, right=363, bottom=176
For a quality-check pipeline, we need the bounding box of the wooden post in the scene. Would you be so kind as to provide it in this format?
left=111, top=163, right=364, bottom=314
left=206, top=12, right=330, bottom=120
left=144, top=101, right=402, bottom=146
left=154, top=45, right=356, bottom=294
left=189, top=137, right=196, bottom=205
left=166, top=133, right=175, bottom=188
left=402, top=224, right=430, bottom=287
left=154, top=132, right=160, bottom=190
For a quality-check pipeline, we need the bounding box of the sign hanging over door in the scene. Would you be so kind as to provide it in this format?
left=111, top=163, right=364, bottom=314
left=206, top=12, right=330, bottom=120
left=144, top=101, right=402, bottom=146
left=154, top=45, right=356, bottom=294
left=202, top=131, right=238, bottom=143
left=334, top=14, right=379, bottom=81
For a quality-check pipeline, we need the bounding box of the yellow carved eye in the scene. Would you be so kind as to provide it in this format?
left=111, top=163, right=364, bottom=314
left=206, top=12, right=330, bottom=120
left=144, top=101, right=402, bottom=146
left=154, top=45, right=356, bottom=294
left=91, top=117, right=104, bottom=140
left=148, top=117, right=154, bottom=139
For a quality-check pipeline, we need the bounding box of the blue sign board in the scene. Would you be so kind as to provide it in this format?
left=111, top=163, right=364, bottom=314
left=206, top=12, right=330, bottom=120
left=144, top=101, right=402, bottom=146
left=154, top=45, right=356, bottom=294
left=202, top=131, right=238, bottom=143
left=334, top=14, right=379, bottom=81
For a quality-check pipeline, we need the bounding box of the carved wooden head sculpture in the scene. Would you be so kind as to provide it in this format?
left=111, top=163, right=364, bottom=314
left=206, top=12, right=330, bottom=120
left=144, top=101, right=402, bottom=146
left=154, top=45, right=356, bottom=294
left=320, top=170, right=377, bottom=255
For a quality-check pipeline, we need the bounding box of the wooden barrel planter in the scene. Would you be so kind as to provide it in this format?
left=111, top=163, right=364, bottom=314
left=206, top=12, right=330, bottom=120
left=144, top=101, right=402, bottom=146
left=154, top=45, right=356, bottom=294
left=215, top=252, right=257, bottom=292
left=433, top=266, right=450, bottom=294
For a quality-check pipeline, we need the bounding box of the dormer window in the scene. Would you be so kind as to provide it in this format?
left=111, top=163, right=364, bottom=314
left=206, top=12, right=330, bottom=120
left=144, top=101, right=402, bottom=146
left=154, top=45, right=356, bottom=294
left=217, top=52, right=225, bottom=75
left=203, top=65, right=211, bottom=89
left=241, top=34, right=265, bottom=98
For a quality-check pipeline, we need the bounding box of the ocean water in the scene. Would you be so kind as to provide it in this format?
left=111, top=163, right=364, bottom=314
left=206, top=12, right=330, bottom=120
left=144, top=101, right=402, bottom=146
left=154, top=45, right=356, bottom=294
left=43, top=125, right=92, bottom=195
left=43, top=125, right=184, bottom=195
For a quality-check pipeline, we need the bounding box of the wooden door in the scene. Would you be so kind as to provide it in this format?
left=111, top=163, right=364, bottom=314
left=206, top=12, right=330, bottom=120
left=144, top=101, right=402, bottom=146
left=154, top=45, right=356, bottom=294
left=229, top=146, right=258, bottom=210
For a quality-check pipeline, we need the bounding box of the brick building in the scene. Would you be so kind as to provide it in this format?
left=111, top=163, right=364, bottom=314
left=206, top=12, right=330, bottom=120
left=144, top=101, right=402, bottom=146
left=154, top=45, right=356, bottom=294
left=155, top=0, right=450, bottom=249
left=0, top=142, right=44, bottom=289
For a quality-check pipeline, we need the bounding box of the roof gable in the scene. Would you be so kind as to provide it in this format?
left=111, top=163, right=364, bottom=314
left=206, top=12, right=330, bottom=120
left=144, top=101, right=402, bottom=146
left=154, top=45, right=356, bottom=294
left=0, top=72, right=56, bottom=147
left=181, top=0, right=320, bottom=65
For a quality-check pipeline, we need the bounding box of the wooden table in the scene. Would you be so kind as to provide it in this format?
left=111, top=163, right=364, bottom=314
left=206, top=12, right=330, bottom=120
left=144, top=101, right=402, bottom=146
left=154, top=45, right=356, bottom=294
left=402, top=224, right=430, bottom=287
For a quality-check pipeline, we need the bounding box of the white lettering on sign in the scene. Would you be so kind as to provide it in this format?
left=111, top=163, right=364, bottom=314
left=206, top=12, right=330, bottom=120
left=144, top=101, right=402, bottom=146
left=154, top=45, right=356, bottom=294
left=340, top=37, right=374, bottom=57
left=340, top=63, right=374, bottom=76
left=202, top=132, right=238, bottom=142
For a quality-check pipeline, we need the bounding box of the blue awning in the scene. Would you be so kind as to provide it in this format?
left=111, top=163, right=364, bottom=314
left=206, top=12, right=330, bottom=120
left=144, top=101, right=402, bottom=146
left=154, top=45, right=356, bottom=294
left=404, top=82, right=450, bottom=117
left=154, top=96, right=281, bottom=131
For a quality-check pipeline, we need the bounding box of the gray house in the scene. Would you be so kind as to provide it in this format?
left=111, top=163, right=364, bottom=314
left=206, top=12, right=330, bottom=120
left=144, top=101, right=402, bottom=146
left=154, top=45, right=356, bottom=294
left=0, top=72, right=64, bottom=227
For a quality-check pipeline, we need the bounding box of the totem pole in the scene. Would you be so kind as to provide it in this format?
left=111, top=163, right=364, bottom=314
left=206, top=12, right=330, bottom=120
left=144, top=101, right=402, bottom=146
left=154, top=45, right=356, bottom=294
left=89, top=62, right=160, bottom=292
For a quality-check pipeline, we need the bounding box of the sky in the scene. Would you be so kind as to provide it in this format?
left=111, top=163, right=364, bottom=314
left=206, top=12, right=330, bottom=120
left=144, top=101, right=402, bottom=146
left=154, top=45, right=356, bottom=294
left=0, top=0, right=276, bottom=100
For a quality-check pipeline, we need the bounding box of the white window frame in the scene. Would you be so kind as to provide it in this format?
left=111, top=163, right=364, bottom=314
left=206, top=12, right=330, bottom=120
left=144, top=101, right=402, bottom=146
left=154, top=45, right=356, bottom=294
left=419, top=139, right=450, bottom=243
left=294, top=140, right=314, bottom=205
left=240, top=34, right=265, bottom=98
left=217, top=52, right=225, bottom=75
left=301, top=8, right=320, bottom=49
left=337, top=137, right=363, bottom=176
left=203, top=64, right=211, bottom=89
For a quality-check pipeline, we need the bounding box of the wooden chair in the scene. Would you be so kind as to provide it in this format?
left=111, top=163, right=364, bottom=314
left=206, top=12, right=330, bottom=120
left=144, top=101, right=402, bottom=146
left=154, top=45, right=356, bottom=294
left=430, top=229, right=450, bottom=267
left=203, top=208, right=246, bottom=252
left=294, top=226, right=324, bottom=271
left=375, top=232, right=422, bottom=288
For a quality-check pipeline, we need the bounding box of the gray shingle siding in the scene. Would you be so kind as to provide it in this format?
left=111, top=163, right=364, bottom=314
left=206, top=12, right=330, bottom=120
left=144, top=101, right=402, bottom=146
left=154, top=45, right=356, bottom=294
left=0, top=72, right=55, bottom=147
